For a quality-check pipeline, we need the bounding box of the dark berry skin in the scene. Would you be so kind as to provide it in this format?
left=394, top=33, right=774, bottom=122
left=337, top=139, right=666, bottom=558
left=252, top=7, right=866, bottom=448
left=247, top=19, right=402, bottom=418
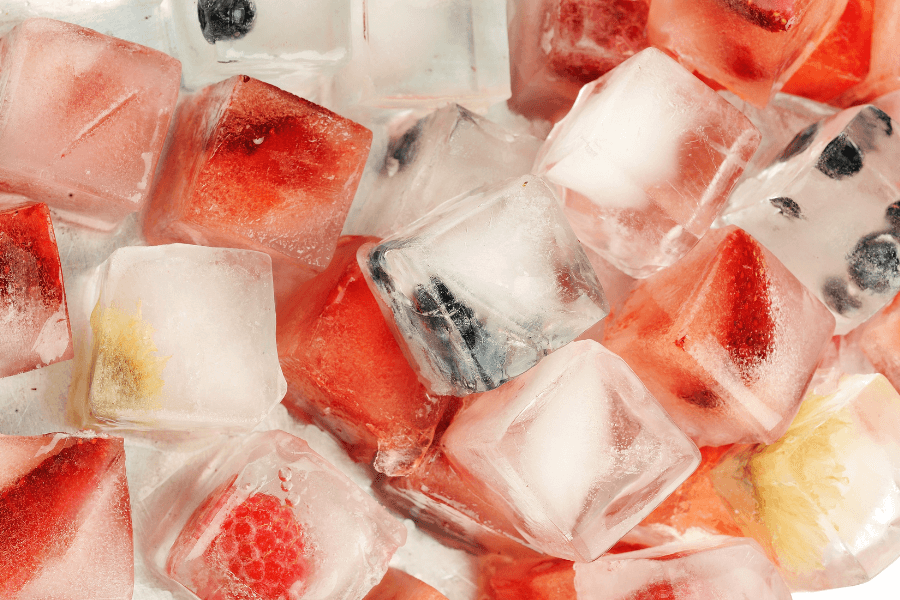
left=775, top=122, right=818, bottom=163
left=383, top=121, right=423, bottom=175
left=769, top=196, right=802, bottom=219
left=198, top=0, right=256, bottom=44
left=816, top=133, right=864, bottom=180
left=822, top=277, right=861, bottom=315
left=848, top=233, right=900, bottom=293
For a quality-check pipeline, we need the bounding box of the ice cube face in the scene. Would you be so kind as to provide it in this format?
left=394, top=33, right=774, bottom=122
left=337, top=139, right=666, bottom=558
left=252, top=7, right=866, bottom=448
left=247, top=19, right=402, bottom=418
left=648, top=0, right=848, bottom=107
left=144, top=75, right=372, bottom=287
left=857, top=292, right=900, bottom=392
left=78, top=244, right=286, bottom=432
left=277, top=236, right=451, bottom=476
left=507, top=0, right=650, bottom=122
left=711, top=372, right=900, bottom=590
left=722, top=105, right=900, bottom=334
left=0, top=433, right=133, bottom=600
left=535, top=47, right=760, bottom=278
left=362, top=568, right=448, bottom=600
left=0, top=18, right=180, bottom=231
left=441, top=340, right=701, bottom=562
left=0, top=202, right=73, bottom=378
left=359, top=175, right=609, bottom=396
left=604, top=226, right=835, bottom=447
left=481, top=555, right=576, bottom=600
left=337, top=0, right=510, bottom=110
left=162, top=0, right=350, bottom=91
left=354, top=104, right=542, bottom=238
left=162, top=430, right=407, bottom=600
left=574, top=537, right=793, bottom=599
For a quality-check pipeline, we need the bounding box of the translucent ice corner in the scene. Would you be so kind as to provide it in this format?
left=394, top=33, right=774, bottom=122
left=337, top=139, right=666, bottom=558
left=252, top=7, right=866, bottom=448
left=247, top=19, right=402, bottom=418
left=574, top=537, right=793, bottom=599
left=358, top=175, right=609, bottom=396
left=723, top=104, right=900, bottom=333
left=0, top=202, right=73, bottom=378
left=75, top=244, right=286, bottom=432
left=711, top=371, right=900, bottom=590
left=0, top=432, right=133, bottom=600
left=441, top=340, right=701, bottom=562
left=535, top=47, right=760, bottom=278
left=153, top=430, right=406, bottom=600
left=0, top=18, right=180, bottom=231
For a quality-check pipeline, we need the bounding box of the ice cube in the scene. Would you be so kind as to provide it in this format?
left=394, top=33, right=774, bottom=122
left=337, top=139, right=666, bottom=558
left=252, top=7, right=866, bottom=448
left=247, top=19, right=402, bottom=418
left=75, top=244, right=286, bottom=432
left=359, top=175, right=608, bottom=396
left=362, top=568, right=448, bottom=600
left=441, top=340, right=700, bottom=562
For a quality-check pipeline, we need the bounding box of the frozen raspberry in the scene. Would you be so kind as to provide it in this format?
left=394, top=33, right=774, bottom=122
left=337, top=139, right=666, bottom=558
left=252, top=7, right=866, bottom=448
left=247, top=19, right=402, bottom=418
left=204, top=492, right=307, bottom=600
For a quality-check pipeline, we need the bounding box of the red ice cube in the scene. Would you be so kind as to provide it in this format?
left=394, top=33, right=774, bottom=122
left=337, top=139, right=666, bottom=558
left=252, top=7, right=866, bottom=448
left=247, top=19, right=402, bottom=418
left=0, top=202, right=73, bottom=378
left=363, top=568, right=449, bottom=600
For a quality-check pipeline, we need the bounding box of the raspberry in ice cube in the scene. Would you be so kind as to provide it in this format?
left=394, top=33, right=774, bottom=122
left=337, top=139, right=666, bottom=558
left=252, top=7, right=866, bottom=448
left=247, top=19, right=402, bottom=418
left=76, top=244, right=286, bottom=432
left=160, top=430, right=406, bottom=600
left=0, top=433, right=133, bottom=600
left=711, top=371, right=900, bottom=590
left=144, top=75, right=372, bottom=294
left=604, top=226, right=835, bottom=446
left=360, top=175, right=608, bottom=396
left=648, top=0, right=848, bottom=106
left=574, top=537, right=792, bottom=599
left=278, top=236, right=452, bottom=476
left=535, top=48, right=760, bottom=278
left=441, top=340, right=700, bottom=561
left=0, top=202, right=73, bottom=378
left=507, top=0, right=650, bottom=122
left=0, top=18, right=180, bottom=231
left=723, top=105, right=900, bottom=333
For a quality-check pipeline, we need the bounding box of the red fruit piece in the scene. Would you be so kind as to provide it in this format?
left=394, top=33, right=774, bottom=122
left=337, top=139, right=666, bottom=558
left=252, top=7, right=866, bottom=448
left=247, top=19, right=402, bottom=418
left=628, top=580, right=681, bottom=600
left=718, top=0, right=796, bottom=32
left=0, top=437, right=119, bottom=597
left=204, top=492, right=307, bottom=600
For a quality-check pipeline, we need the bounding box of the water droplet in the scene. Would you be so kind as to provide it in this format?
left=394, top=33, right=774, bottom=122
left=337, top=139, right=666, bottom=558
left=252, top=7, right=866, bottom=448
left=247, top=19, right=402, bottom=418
left=285, top=492, right=300, bottom=507
left=281, top=480, right=293, bottom=492
left=278, top=467, right=292, bottom=482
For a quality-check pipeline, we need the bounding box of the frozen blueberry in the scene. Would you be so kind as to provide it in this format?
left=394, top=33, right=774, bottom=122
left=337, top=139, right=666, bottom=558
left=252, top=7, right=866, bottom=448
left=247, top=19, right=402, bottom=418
left=198, top=0, right=256, bottom=44
left=769, top=197, right=802, bottom=219
left=822, top=277, right=862, bottom=315
left=775, top=122, right=819, bottom=163
left=886, top=201, right=900, bottom=229
left=384, top=121, right=423, bottom=175
left=816, top=133, right=863, bottom=180
left=848, top=233, right=900, bottom=293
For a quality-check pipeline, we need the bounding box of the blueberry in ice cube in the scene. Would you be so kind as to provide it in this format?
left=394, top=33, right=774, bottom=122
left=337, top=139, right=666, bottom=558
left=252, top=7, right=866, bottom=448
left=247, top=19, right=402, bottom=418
left=383, top=121, right=423, bottom=175
left=775, top=122, right=818, bottom=163
left=822, top=276, right=862, bottom=315
left=848, top=232, right=900, bottom=293
left=198, top=0, right=256, bottom=44
left=816, top=133, right=863, bottom=180
left=769, top=196, right=802, bottom=219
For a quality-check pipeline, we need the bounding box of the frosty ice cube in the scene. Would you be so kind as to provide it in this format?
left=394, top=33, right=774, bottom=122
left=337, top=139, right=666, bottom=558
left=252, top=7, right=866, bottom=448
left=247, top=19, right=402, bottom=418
left=0, top=433, right=133, bottom=600
left=76, top=244, right=286, bottom=432
left=507, top=0, right=650, bottom=122
left=359, top=175, right=608, bottom=396
left=648, top=0, right=848, bottom=107
left=604, top=226, right=835, bottom=446
left=144, top=75, right=372, bottom=295
left=856, top=292, right=900, bottom=393
left=363, top=568, right=448, bottom=600
left=574, top=537, right=793, bottom=599
left=722, top=105, right=900, bottom=333
left=335, top=0, right=510, bottom=111
left=711, top=371, right=900, bottom=590
left=157, top=430, right=406, bottom=600
left=535, top=47, right=760, bottom=278
left=0, top=18, right=180, bottom=231
left=0, top=202, right=73, bottom=378
left=161, top=0, right=350, bottom=92
left=351, top=104, right=541, bottom=238
left=278, top=236, right=452, bottom=476
left=441, top=340, right=701, bottom=562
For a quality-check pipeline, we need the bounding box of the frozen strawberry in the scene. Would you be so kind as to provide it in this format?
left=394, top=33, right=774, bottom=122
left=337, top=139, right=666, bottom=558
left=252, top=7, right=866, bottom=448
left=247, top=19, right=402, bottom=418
left=0, top=436, right=121, bottom=597
left=718, top=0, right=797, bottom=32
left=202, top=492, right=307, bottom=600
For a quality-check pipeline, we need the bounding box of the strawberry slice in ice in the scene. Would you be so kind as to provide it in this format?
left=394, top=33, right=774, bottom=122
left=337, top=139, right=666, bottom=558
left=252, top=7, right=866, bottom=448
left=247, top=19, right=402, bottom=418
left=202, top=492, right=308, bottom=600
left=0, top=436, right=120, bottom=597
left=718, top=0, right=797, bottom=31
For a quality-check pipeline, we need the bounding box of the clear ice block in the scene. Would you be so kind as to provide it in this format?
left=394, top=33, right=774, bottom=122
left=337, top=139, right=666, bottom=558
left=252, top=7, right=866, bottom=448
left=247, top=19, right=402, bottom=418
left=359, top=175, right=608, bottom=396
left=711, top=371, right=900, bottom=590
left=0, top=202, right=73, bottom=378
left=574, top=537, right=793, bottom=599
left=722, top=105, right=900, bottom=333
left=0, top=18, right=180, bottom=231
left=604, top=226, right=835, bottom=446
left=156, top=430, right=406, bottom=600
left=76, top=244, right=286, bottom=432
left=144, top=74, right=372, bottom=296
left=441, top=340, right=701, bottom=562
left=535, top=47, right=760, bottom=278
left=0, top=433, right=133, bottom=600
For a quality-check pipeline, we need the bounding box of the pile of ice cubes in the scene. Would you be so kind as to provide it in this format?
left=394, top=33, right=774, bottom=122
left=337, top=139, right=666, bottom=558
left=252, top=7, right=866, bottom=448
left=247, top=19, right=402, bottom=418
left=3, top=1, right=900, bottom=599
